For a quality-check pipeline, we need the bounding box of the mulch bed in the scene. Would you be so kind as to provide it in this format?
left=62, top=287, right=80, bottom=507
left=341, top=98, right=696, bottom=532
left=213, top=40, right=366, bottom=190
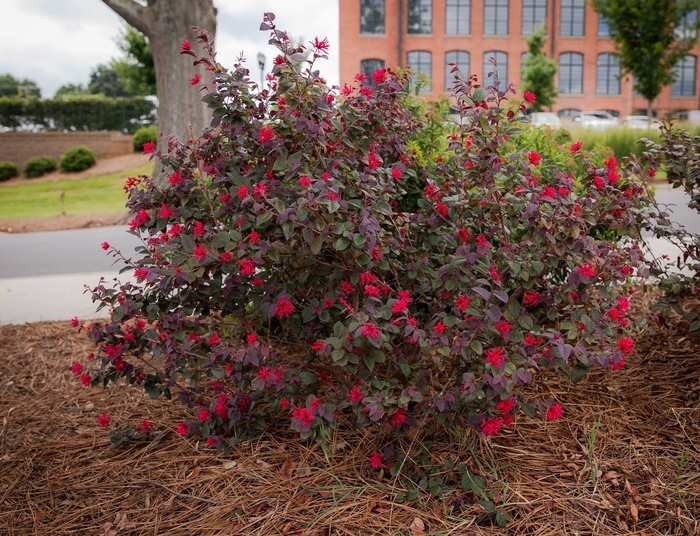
left=0, top=291, right=698, bottom=535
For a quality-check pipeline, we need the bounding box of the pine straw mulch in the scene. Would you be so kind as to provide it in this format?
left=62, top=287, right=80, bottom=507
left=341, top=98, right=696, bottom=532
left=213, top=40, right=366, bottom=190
left=0, top=293, right=699, bottom=535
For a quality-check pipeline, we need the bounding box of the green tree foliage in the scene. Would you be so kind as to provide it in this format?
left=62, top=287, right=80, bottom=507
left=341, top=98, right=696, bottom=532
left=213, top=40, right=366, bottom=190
left=54, top=83, right=88, bottom=98
left=111, top=26, right=156, bottom=96
left=520, top=25, right=558, bottom=111
left=0, top=74, right=41, bottom=98
left=592, top=0, right=700, bottom=118
left=88, top=64, right=133, bottom=98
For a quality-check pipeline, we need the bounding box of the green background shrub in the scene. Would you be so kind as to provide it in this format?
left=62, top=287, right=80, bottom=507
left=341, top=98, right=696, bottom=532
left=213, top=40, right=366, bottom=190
left=23, top=156, right=58, bottom=178
left=132, top=125, right=157, bottom=151
left=0, top=161, right=18, bottom=182
left=60, top=146, right=96, bottom=172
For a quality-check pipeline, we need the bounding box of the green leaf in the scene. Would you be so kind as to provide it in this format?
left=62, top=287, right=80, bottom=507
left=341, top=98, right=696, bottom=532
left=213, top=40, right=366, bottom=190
left=495, top=509, right=510, bottom=527
left=470, top=339, right=483, bottom=355
left=272, top=158, right=288, bottom=171
left=570, top=364, right=588, bottom=383
left=521, top=403, right=536, bottom=417
left=256, top=212, right=273, bottom=226
left=310, top=235, right=323, bottom=255
left=334, top=238, right=350, bottom=251
left=518, top=315, right=533, bottom=330
left=299, top=372, right=316, bottom=385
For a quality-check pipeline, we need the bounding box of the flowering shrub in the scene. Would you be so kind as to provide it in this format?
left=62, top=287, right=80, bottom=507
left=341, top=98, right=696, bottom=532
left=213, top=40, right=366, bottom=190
left=77, top=15, right=650, bottom=459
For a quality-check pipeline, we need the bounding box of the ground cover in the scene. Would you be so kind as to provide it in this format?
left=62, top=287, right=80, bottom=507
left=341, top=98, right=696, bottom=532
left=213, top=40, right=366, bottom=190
left=0, top=291, right=697, bottom=535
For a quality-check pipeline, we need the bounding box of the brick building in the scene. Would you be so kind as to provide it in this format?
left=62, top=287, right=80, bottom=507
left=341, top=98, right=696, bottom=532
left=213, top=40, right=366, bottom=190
left=339, top=0, right=700, bottom=118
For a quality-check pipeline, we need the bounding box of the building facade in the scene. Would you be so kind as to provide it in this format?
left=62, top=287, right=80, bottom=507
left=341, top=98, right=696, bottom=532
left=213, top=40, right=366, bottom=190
left=339, top=0, right=700, bottom=117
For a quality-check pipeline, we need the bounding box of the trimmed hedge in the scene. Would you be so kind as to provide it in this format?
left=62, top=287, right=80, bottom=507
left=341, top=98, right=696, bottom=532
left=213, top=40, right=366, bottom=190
left=23, top=156, right=58, bottom=178
left=132, top=125, right=157, bottom=151
left=0, top=95, right=156, bottom=134
left=0, top=161, right=18, bottom=182
left=60, top=146, right=96, bottom=172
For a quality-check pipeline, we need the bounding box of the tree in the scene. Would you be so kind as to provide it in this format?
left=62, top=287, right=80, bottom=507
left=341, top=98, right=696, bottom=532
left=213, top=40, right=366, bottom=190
left=88, top=64, right=133, bottom=97
left=592, top=0, right=700, bottom=122
left=100, top=0, right=217, bottom=185
left=520, top=25, right=558, bottom=111
left=54, top=83, right=88, bottom=98
left=0, top=74, right=41, bottom=98
left=112, top=25, right=156, bottom=96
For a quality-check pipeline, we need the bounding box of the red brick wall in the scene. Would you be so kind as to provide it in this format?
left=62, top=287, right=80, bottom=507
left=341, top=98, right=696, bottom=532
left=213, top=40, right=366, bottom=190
left=340, top=0, right=700, bottom=117
left=0, top=131, right=133, bottom=169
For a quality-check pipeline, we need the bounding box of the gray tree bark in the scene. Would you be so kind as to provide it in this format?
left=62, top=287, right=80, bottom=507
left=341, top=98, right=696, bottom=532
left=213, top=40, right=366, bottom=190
left=101, top=0, right=217, bottom=185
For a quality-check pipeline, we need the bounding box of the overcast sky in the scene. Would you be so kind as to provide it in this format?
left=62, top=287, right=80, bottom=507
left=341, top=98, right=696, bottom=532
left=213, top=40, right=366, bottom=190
left=1, top=0, right=340, bottom=98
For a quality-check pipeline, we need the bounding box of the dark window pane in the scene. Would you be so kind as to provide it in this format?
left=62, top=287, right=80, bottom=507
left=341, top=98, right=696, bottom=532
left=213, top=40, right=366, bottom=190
left=672, top=55, right=696, bottom=96
left=675, top=8, right=698, bottom=39
left=483, top=50, right=508, bottom=89
left=560, top=0, right=585, bottom=36
left=445, top=50, right=470, bottom=91
left=596, top=53, right=620, bottom=94
left=559, top=52, right=583, bottom=93
left=361, top=59, right=386, bottom=87
left=446, top=0, right=471, bottom=35
left=598, top=15, right=610, bottom=36
left=484, top=0, right=509, bottom=36
left=407, top=50, right=432, bottom=92
left=522, top=0, right=547, bottom=35
left=408, top=0, right=433, bottom=34
left=361, top=0, right=385, bottom=34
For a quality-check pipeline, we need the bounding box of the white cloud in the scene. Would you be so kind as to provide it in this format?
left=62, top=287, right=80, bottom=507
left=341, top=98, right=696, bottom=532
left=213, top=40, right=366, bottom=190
left=0, top=0, right=339, bottom=98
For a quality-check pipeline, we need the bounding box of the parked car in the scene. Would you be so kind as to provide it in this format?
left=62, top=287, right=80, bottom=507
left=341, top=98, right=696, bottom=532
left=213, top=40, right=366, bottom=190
left=527, top=112, right=563, bottom=128
left=618, top=115, right=660, bottom=130
left=667, top=110, right=700, bottom=125
left=573, top=111, right=618, bottom=130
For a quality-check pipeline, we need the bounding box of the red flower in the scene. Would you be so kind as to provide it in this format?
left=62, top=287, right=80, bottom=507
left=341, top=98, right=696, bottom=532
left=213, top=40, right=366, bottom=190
left=367, top=153, right=381, bottom=170
left=97, top=413, right=111, bottom=428
left=617, top=337, right=634, bottom=355
left=197, top=408, right=212, bottom=422
left=299, top=175, right=311, bottom=187
left=359, top=86, right=374, bottom=98
left=485, top=347, right=506, bottom=368
left=311, top=340, right=326, bottom=352
left=80, top=373, right=91, bottom=387
left=258, top=126, right=274, bottom=143
left=523, top=291, right=539, bottom=306
left=496, top=398, right=515, bottom=414
left=495, top=319, right=512, bottom=338
left=610, top=356, right=626, bottom=370
left=546, top=404, right=564, bottom=421
left=279, top=398, right=290, bottom=410
left=348, top=386, right=364, bottom=404
left=175, top=422, right=189, bottom=436
left=456, top=294, right=471, bottom=312
left=372, top=68, right=387, bottom=85
left=570, top=141, right=582, bottom=153
left=433, top=320, right=447, bottom=335
left=208, top=333, right=219, bottom=346
left=189, top=73, right=202, bottom=85
left=523, top=90, right=536, bottom=104
left=364, top=284, right=380, bottom=296
left=140, top=420, right=152, bottom=432
left=476, top=234, right=489, bottom=248
left=159, top=203, right=174, bottom=219
left=457, top=228, right=471, bottom=243
left=528, top=150, right=541, bottom=167
left=273, top=55, right=285, bottom=65
left=180, top=40, right=192, bottom=51
left=292, top=407, right=314, bottom=426
left=71, top=361, right=83, bottom=375
left=274, top=296, right=295, bottom=318
left=239, top=259, right=256, bottom=276
left=193, top=243, right=208, bottom=261
left=70, top=316, right=79, bottom=327
left=354, top=72, right=368, bottom=83
left=359, top=272, right=378, bottom=285
left=524, top=333, right=543, bottom=346
left=391, top=408, right=407, bottom=427
left=312, top=36, right=330, bottom=52
left=369, top=452, right=383, bottom=469
left=392, top=298, right=409, bottom=315
left=101, top=242, right=110, bottom=250
left=391, top=167, right=402, bottom=181
left=219, top=251, right=233, bottom=263
left=436, top=203, right=449, bottom=217
left=237, top=184, right=249, bottom=200
left=361, top=322, right=381, bottom=340
left=480, top=417, right=503, bottom=436
left=143, top=141, right=155, bottom=154
left=577, top=263, right=596, bottom=278
left=168, top=170, right=185, bottom=185
left=247, top=333, right=258, bottom=344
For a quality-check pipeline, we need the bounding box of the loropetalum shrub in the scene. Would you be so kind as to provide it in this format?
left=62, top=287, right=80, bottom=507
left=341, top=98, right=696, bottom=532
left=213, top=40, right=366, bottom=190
left=75, top=15, right=652, bottom=456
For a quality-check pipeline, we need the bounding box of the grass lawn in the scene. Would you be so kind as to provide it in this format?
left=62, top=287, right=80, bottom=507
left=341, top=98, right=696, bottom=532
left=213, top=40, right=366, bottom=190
left=0, top=162, right=152, bottom=220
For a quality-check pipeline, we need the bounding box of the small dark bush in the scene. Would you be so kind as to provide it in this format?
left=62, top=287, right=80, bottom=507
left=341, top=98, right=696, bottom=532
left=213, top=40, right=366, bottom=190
left=0, top=161, right=18, bottom=182
left=60, top=146, right=96, bottom=172
left=23, top=156, right=58, bottom=178
left=132, top=125, right=157, bottom=151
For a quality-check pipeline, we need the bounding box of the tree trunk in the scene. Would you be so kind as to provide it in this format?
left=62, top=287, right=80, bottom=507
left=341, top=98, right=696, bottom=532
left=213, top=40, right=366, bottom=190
left=647, top=99, right=653, bottom=129
left=101, top=0, right=216, bottom=186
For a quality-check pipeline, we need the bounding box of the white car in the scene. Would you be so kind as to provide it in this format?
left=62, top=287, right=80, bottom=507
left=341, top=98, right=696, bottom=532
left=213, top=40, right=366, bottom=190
left=528, top=112, right=563, bottom=128
left=618, top=115, right=659, bottom=130
left=573, top=111, right=618, bottom=130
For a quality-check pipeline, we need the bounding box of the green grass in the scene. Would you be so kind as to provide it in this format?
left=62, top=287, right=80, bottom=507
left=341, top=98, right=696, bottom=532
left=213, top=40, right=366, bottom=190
left=0, top=162, right=153, bottom=219
left=571, top=127, right=662, bottom=160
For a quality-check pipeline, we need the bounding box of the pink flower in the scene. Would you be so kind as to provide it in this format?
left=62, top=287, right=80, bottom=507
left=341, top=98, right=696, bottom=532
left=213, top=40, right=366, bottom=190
left=570, top=141, right=582, bottom=153
left=312, top=36, right=330, bottom=52
left=299, top=175, right=311, bottom=187
left=494, top=319, right=512, bottom=338
left=175, top=422, right=189, bottom=436
left=610, top=356, right=626, bottom=370
left=237, top=184, right=249, bottom=200
left=528, top=151, right=541, bottom=167
left=359, top=272, right=378, bottom=285
left=159, top=203, right=174, bottom=219
left=198, top=408, right=212, bottom=421
left=70, top=316, right=80, bottom=327
left=372, top=68, right=387, bottom=85
left=392, top=298, right=409, bottom=315
left=476, top=234, right=489, bottom=248
left=368, top=153, right=381, bottom=170
left=140, top=420, right=152, bottom=432
left=97, top=413, right=111, bottom=428
left=456, top=294, right=471, bottom=312
left=496, top=398, right=514, bottom=414
left=577, top=263, right=596, bottom=278
left=340, top=280, right=354, bottom=294
left=480, top=417, right=503, bottom=436
left=617, top=337, right=634, bottom=355
left=348, top=386, right=364, bottom=404
left=274, top=296, right=295, bottom=318
left=168, top=170, right=185, bottom=185
left=143, top=141, right=155, bottom=154
left=193, top=243, right=208, bottom=261
left=369, top=452, right=383, bottom=469
left=361, top=322, right=380, bottom=340
left=71, top=361, right=83, bottom=375
left=247, top=333, right=258, bottom=344
left=180, top=40, right=192, bottom=51
left=433, top=321, right=447, bottom=335
left=239, top=259, right=256, bottom=276
left=364, top=284, right=380, bottom=296
left=524, top=333, right=543, bottom=346
left=101, top=242, right=110, bottom=250
left=81, top=373, right=91, bottom=387
left=219, top=251, right=233, bottom=263
left=391, top=167, right=402, bottom=181
left=189, top=73, right=202, bottom=85
left=279, top=397, right=290, bottom=410
left=354, top=72, right=368, bottom=83
left=258, top=126, right=274, bottom=143
left=485, top=347, right=506, bottom=368
left=359, top=86, right=374, bottom=98
left=523, top=90, right=536, bottom=104
left=436, top=203, right=449, bottom=217
left=547, top=404, right=563, bottom=421
left=292, top=407, right=314, bottom=426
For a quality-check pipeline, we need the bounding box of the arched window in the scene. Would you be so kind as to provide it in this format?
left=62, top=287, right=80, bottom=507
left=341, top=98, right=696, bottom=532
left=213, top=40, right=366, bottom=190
left=361, top=59, right=386, bottom=87
left=672, top=55, right=696, bottom=96
left=596, top=53, right=620, bottom=94
left=445, top=51, right=470, bottom=92
left=560, top=0, right=585, bottom=36
left=446, top=0, right=470, bottom=35
left=407, top=50, right=433, bottom=92
left=483, top=51, right=508, bottom=89
left=408, top=0, right=432, bottom=34
left=360, top=0, right=385, bottom=34
left=559, top=52, right=583, bottom=94
left=522, top=0, right=547, bottom=35
left=484, top=0, right=509, bottom=36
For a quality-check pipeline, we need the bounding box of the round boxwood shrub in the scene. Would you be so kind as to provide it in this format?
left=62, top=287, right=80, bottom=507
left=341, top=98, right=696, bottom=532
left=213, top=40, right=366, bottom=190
left=132, top=125, right=157, bottom=151
left=23, top=156, right=58, bottom=178
left=60, top=146, right=96, bottom=172
left=0, top=161, right=18, bottom=182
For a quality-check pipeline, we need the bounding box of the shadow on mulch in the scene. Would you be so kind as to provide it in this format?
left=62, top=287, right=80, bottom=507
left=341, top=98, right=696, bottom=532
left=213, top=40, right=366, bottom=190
left=0, top=291, right=698, bottom=535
